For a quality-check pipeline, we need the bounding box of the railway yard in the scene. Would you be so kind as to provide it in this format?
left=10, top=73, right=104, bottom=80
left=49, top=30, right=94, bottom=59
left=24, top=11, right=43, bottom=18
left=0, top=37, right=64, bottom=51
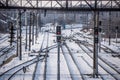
left=0, top=25, right=120, bottom=80
left=0, top=0, right=120, bottom=80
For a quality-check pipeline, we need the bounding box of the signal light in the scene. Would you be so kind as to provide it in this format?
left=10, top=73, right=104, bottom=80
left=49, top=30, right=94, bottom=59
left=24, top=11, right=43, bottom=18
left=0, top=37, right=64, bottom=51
left=8, top=22, right=15, bottom=46
left=94, top=38, right=98, bottom=43
left=57, top=32, right=61, bottom=35
left=56, top=26, right=61, bottom=42
left=94, top=27, right=98, bottom=35
left=99, top=21, right=102, bottom=26
left=116, top=26, right=118, bottom=30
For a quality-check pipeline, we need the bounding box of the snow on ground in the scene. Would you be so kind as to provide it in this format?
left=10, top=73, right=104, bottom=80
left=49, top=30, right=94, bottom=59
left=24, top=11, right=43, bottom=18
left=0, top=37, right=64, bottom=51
left=46, top=48, right=58, bottom=80
left=9, top=63, right=36, bottom=80
left=60, top=52, right=72, bottom=80
left=0, top=29, right=43, bottom=75
left=66, top=41, right=93, bottom=76
left=0, top=24, right=120, bottom=80
left=62, top=45, right=82, bottom=80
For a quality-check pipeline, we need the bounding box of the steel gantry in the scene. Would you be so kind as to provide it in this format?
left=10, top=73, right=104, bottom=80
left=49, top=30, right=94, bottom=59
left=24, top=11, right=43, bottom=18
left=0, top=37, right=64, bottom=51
left=0, top=0, right=120, bottom=11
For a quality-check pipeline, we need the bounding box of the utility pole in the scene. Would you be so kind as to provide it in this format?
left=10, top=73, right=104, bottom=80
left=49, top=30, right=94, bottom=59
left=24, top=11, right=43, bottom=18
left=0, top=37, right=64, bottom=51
left=19, top=11, right=22, bottom=60
left=108, top=1, right=113, bottom=45
left=87, top=12, right=89, bottom=28
left=32, top=12, right=35, bottom=45
left=99, top=26, right=102, bottom=52
left=35, top=0, right=38, bottom=43
left=29, top=12, right=32, bottom=52
left=39, top=13, right=41, bottom=32
left=93, top=0, right=98, bottom=78
left=25, top=11, right=27, bottom=50
left=98, top=14, right=102, bottom=52
left=16, top=11, right=19, bottom=57
left=36, top=13, right=39, bottom=43
left=108, top=12, right=111, bottom=45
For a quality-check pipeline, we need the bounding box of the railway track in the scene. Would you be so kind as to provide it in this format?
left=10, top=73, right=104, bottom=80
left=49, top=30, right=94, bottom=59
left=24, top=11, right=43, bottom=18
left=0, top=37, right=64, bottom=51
left=63, top=31, right=120, bottom=80
left=76, top=42, right=120, bottom=80
left=63, top=43, right=95, bottom=80
left=2, top=32, right=48, bottom=80
left=76, top=43, right=114, bottom=80
left=0, top=45, right=9, bottom=54
left=74, top=32, right=119, bottom=55
left=33, top=32, right=58, bottom=80
left=61, top=45, right=83, bottom=80
left=0, top=35, right=16, bottom=66
left=77, top=40, right=120, bottom=74
left=32, top=32, right=46, bottom=80
left=0, top=45, right=14, bottom=57
left=40, top=44, right=57, bottom=53
left=0, top=35, right=8, bottom=43
left=33, top=32, right=50, bottom=80
left=8, top=57, right=44, bottom=80
left=0, top=35, right=9, bottom=49
left=0, top=45, right=15, bottom=66
left=0, top=56, right=44, bottom=80
left=72, top=37, right=120, bottom=58
left=44, top=31, right=49, bottom=80
left=0, top=33, right=46, bottom=80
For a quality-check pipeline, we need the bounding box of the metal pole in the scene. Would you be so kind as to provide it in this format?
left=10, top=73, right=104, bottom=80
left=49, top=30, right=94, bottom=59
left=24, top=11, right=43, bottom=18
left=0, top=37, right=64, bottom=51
left=6, top=0, right=8, bottom=6
left=35, top=0, right=38, bottom=43
left=66, top=0, right=68, bottom=9
left=98, top=16, right=101, bottom=53
left=63, top=13, right=65, bottom=29
left=20, top=0, right=22, bottom=6
left=32, top=12, right=34, bottom=45
left=109, top=1, right=112, bottom=45
left=19, top=11, right=22, bottom=60
left=29, top=12, right=32, bottom=51
left=16, top=11, right=19, bottom=57
left=25, top=11, right=27, bottom=50
left=93, top=0, right=98, bottom=78
left=99, top=32, right=101, bottom=52
left=56, top=25, right=61, bottom=80
left=35, top=13, right=38, bottom=43
left=57, top=42, right=60, bottom=80
left=39, top=13, right=41, bottom=32
left=108, top=12, right=111, bottom=45
left=53, top=13, right=55, bottom=30
left=93, top=11, right=99, bottom=78
left=116, top=28, right=118, bottom=44
left=87, top=13, right=88, bottom=28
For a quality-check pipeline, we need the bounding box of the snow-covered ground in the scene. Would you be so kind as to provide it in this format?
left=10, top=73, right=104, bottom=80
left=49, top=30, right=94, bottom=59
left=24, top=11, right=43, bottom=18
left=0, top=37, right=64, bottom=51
left=0, top=23, right=120, bottom=80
